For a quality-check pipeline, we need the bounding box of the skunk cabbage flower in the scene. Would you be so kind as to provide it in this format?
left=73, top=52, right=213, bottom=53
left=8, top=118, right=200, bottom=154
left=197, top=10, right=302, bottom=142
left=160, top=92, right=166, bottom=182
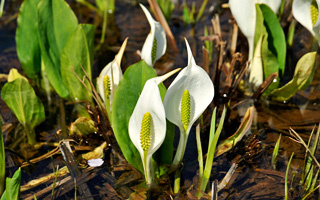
left=129, top=68, right=180, bottom=185
left=293, top=0, right=320, bottom=46
left=140, top=4, right=167, bottom=67
left=97, top=37, right=128, bottom=111
left=164, top=39, right=214, bottom=169
left=229, top=0, right=282, bottom=60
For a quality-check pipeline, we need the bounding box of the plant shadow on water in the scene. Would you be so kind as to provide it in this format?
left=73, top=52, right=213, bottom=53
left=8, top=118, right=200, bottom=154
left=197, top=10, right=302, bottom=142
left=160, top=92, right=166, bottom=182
left=0, top=0, right=320, bottom=199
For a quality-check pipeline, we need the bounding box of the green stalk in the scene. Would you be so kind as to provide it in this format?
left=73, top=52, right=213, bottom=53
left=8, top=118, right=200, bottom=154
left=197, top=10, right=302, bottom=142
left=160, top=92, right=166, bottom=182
left=0, top=122, right=5, bottom=196
left=0, top=0, right=5, bottom=18
left=174, top=169, right=181, bottom=194
left=51, top=165, right=59, bottom=200
left=100, top=0, right=108, bottom=44
left=195, top=0, right=208, bottom=22
left=285, top=153, right=294, bottom=200
left=25, top=125, right=36, bottom=146
left=143, top=151, right=153, bottom=186
left=170, top=128, right=187, bottom=171
left=197, top=107, right=226, bottom=197
left=196, top=124, right=203, bottom=185
left=272, top=134, right=281, bottom=170
left=76, top=0, right=99, bottom=13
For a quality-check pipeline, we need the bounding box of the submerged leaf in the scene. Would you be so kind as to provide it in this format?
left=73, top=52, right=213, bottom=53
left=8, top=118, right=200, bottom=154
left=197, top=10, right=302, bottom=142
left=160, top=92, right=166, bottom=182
left=269, top=52, right=317, bottom=101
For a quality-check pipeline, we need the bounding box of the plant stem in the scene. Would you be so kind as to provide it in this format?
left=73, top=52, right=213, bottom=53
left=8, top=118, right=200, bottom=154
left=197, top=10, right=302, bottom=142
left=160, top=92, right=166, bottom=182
left=100, top=0, right=108, bottom=44
left=196, top=124, right=203, bottom=185
left=25, top=126, right=36, bottom=146
left=143, top=151, right=153, bottom=186
left=174, top=169, right=181, bottom=193
left=285, top=153, right=294, bottom=200
left=170, top=128, right=187, bottom=171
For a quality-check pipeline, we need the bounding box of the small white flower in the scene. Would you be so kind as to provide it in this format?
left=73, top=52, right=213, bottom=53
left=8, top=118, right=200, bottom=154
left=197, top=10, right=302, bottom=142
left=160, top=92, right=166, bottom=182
left=164, top=38, right=214, bottom=169
left=97, top=37, right=128, bottom=109
left=140, top=4, right=167, bottom=67
left=229, top=0, right=282, bottom=60
left=129, top=69, right=180, bottom=185
left=293, top=0, right=320, bottom=46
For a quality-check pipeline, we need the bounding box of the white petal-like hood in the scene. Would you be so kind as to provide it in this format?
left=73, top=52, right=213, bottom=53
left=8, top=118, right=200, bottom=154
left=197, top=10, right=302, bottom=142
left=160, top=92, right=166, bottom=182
left=293, top=0, right=320, bottom=45
left=140, top=4, right=167, bottom=67
left=129, top=78, right=166, bottom=156
left=229, top=0, right=281, bottom=60
left=97, top=38, right=128, bottom=105
left=164, top=39, right=214, bottom=135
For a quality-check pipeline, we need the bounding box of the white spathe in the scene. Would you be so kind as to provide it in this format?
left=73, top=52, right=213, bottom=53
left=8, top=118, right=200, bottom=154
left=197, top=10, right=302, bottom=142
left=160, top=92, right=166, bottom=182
left=293, top=0, right=320, bottom=46
left=229, top=0, right=282, bottom=60
left=164, top=39, right=214, bottom=169
left=129, top=68, right=180, bottom=185
left=140, top=4, right=167, bottom=67
left=97, top=37, right=128, bottom=106
left=164, top=39, right=214, bottom=135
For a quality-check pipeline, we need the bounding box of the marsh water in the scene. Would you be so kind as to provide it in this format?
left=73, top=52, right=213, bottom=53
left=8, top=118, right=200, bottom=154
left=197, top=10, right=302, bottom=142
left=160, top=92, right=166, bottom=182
left=1, top=0, right=320, bottom=199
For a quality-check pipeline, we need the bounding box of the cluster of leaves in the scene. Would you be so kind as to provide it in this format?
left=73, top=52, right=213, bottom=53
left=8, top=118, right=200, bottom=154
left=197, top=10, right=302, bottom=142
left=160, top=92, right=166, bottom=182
left=229, top=0, right=318, bottom=101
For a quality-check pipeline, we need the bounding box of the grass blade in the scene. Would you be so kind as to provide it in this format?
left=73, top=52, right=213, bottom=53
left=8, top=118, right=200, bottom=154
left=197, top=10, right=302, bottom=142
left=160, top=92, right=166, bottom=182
left=0, top=122, right=4, bottom=196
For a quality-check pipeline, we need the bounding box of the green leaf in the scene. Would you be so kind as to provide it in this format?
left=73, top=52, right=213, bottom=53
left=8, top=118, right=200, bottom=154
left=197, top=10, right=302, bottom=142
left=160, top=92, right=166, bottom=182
left=1, top=78, right=45, bottom=145
left=37, top=0, right=78, bottom=98
left=269, top=52, right=317, bottom=101
left=60, top=24, right=94, bottom=103
left=16, top=0, right=42, bottom=80
left=216, top=106, right=254, bottom=157
left=253, top=4, right=286, bottom=94
left=5, top=168, right=21, bottom=200
left=112, top=60, right=173, bottom=173
left=0, top=123, right=4, bottom=196
left=259, top=4, right=286, bottom=77
left=157, top=0, right=175, bottom=21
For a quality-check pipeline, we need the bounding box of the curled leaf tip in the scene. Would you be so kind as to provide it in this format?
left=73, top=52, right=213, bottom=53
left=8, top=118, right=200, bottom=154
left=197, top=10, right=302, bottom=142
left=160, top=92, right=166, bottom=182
left=103, top=75, right=111, bottom=100
left=140, top=112, right=152, bottom=151
left=115, top=37, right=128, bottom=67
left=184, top=38, right=196, bottom=66
left=181, top=90, right=191, bottom=132
left=153, top=68, right=181, bottom=85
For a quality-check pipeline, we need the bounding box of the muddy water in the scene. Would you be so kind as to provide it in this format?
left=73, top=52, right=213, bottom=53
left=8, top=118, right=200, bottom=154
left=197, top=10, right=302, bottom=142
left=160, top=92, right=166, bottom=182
left=1, top=0, right=320, bottom=199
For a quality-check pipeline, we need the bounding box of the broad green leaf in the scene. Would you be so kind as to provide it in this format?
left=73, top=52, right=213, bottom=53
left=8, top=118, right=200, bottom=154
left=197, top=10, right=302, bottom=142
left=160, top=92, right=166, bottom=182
left=60, top=24, right=94, bottom=103
left=269, top=52, right=317, bottom=101
left=253, top=4, right=286, bottom=94
left=37, top=0, right=78, bottom=98
left=1, top=78, right=45, bottom=145
left=0, top=123, right=4, bottom=196
left=261, top=33, right=280, bottom=93
left=112, top=60, right=173, bottom=173
left=16, top=0, right=42, bottom=80
left=5, top=168, right=21, bottom=200
left=259, top=4, right=286, bottom=77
